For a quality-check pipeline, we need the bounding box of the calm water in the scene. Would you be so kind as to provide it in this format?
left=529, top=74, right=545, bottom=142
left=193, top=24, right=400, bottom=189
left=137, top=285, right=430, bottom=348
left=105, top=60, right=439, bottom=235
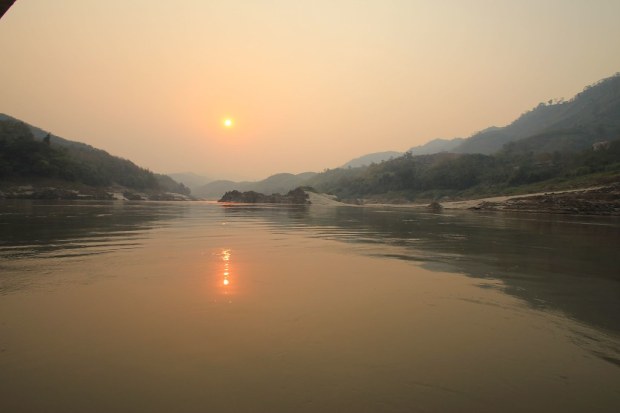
left=1, top=200, right=619, bottom=412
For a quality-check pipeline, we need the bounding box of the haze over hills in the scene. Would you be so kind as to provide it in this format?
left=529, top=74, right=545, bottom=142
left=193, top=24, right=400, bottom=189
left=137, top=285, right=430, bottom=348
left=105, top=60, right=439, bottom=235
left=2, top=112, right=317, bottom=200
left=452, top=76, right=620, bottom=154
left=167, top=172, right=212, bottom=193
left=341, top=151, right=402, bottom=169
left=340, top=139, right=465, bottom=169
left=409, top=138, right=465, bottom=155
left=201, top=68, right=619, bottom=201
left=434, top=75, right=620, bottom=153
left=194, top=172, right=317, bottom=200
left=3, top=74, right=619, bottom=201
left=339, top=74, right=620, bottom=168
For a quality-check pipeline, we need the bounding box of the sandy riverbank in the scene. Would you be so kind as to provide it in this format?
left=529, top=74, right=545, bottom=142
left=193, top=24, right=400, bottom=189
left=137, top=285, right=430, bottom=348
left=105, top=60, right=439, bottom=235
left=308, top=183, right=620, bottom=216
left=440, top=187, right=606, bottom=210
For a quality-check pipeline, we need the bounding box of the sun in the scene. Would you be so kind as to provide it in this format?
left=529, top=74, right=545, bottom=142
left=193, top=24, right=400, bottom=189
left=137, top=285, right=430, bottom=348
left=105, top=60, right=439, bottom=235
left=223, top=118, right=233, bottom=128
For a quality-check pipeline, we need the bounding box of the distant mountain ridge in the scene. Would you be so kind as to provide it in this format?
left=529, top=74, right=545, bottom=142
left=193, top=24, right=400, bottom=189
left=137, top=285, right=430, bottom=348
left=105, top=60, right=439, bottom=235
left=194, top=172, right=317, bottom=199
left=408, top=137, right=464, bottom=155
left=167, top=172, right=212, bottom=192
left=340, top=73, right=620, bottom=166
left=453, top=74, right=620, bottom=154
left=341, top=151, right=402, bottom=168
left=306, top=73, right=620, bottom=202
left=340, top=138, right=465, bottom=169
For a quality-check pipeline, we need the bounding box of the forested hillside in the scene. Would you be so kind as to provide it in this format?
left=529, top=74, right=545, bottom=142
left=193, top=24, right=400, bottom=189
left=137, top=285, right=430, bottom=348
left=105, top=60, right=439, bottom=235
left=452, top=74, right=620, bottom=154
left=309, top=74, right=620, bottom=201
left=0, top=117, right=189, bottom=195
left=342, top=74, right=620, bottom=166
left=307, top=140, right=620, bottom=201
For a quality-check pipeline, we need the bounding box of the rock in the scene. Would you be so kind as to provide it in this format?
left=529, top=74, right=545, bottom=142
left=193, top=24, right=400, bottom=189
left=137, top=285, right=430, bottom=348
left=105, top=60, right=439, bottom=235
left=469, top=201, right=499, bottom=211
left=467, top=184, right=620, bottom=216
left=427, top=201, right=443, bottom=212
left=123, top=191, right=145, bottom=201
left=219, top=187, right=310, bottom=204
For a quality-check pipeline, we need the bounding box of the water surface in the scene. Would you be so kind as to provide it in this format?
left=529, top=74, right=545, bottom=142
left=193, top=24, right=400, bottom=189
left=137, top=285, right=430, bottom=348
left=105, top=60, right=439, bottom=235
left=1, top=200, right=619, bottom=412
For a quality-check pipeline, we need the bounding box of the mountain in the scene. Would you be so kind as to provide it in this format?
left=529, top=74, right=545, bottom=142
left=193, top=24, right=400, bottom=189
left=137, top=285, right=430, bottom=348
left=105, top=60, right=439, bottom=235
left=341, top=139, right=465, bottom=170
left=167, top=172, right=212, bottom=192
left=338, top=73, right=620, bottom=171
left=307, top=74, right=620, bottom=201
left=307, top=139, right=620, bottom=202
left=452, top=74, right=620, bottom=154
left=193, top=180, right=237, bottom=199
left=194, top=172, right=317, bottom=199
left=408, top=138, right=464, bottom=155
left=0, top=113, right=103, bottom=152
left=0, top=114, right=190, bottom=196
left=341, top=151, right=402, bottom=168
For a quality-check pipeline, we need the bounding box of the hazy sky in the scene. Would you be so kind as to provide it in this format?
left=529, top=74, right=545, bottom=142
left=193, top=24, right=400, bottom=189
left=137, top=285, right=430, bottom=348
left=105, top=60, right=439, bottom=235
left=1, top=1, right=620, bottom=180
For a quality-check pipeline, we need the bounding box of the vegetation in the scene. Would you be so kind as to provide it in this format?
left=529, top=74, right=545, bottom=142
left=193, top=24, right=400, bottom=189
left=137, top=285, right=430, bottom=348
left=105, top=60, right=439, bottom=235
left=308, top=74, right=620, bottom=202
left=307, top=140, right=620, bottom=201
left=0, top=119, right=189, bottom=194
left=218, top=187, right=310, bottom=204
left=453, top=73, right=620, bottom=154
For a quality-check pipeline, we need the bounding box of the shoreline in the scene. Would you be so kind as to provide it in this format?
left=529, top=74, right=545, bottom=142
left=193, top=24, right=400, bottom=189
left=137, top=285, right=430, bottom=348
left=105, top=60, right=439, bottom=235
left=309, top=184, right=620, bottom=216
left=0, top=182, right=194, bottom=201
left=3, top=183, right=618, bottom=216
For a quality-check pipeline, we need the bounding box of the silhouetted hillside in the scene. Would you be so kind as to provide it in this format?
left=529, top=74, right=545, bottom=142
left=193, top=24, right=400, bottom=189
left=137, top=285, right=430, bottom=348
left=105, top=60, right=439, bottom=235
left=307, top=140, right=620, bottom=201
left=339, top=74, right=620, bottom=164
left=0, top=115, right=190, bottom=196
left=453, top=74, right=620, bottom=154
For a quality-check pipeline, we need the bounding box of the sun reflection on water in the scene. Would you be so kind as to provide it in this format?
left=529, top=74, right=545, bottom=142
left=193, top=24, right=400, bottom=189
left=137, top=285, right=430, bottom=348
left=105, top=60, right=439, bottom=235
left=213, top=248, right=240, bottom=302
left=221, top=249, right=231, bottom=287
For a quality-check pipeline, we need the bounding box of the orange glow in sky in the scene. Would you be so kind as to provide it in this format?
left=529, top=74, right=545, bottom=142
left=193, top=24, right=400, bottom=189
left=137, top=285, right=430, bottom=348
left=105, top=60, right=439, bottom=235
left=1, top=1, right=620, bottom=179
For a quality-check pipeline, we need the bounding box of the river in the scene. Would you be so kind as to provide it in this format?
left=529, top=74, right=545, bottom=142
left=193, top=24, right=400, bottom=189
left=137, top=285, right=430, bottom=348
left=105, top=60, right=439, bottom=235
left=1, top=200, right=619, bottom=412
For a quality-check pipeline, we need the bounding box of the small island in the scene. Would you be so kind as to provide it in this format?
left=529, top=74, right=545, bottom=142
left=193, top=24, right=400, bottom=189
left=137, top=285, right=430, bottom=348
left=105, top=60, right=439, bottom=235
left=218, top=187, right=310, bottom=204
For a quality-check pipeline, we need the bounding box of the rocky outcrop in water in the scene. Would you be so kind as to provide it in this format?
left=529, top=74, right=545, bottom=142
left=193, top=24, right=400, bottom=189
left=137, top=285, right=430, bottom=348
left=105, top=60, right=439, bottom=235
left=218, top=187, right=310, bottom=204
left=427, top=201, right=444, bottom=212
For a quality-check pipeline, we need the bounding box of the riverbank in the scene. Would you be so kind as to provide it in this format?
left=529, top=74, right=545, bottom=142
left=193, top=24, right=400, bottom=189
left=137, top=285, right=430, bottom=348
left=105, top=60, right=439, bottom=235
left=455, top=183, right=620, bottom=215
left=0, top=180, right=194, bottom=201
left=309, top=184, right=620, bottom=216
